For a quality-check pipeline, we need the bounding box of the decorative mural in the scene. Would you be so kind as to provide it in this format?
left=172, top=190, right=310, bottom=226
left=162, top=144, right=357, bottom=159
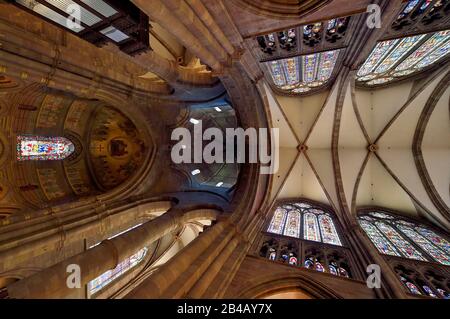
left=64, top=161, right=93, bottom=196
left=88, top=106, right=146, bottom=190
left=36, top=94, right=67, bottom=128
left=3, top=86, right=148, bottom=213
left=64, top=100, right=96, bottom=136
left=36, top=168, right=68, bottom=201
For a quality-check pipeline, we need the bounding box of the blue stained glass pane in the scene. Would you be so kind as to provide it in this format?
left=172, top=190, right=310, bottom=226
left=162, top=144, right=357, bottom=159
left=437, top=288, right=449, bottom=299
left=401, top=0, right=420, bottom=16
left=329, top=265, right=338, bottom=275
left=423, top=286, right=437, bottom=298
left=315, top=262, right=325, bottom=272
left=305, top=259, right=314, bottom=269
left=420, top=0, right=433, bottom=11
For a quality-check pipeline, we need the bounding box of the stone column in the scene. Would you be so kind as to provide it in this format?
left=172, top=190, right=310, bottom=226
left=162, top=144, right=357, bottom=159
left=131, top=0, right=222, bottom=71
left=125, top=209, right=265, bottom=299
left=6, top=207, right=218, bottom=299
left=346, top=223, right=408, bottom=299
left=126, top=217, right=234, bottom=298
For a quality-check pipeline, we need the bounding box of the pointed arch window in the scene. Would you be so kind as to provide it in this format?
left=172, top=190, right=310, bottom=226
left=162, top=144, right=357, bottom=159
left=318, top=214, right=341, bottom=246
left=266, top=202, right=342, bottom=246
left=267, top=207, right=288, bottom=235
left=358, top=211, right=450, bottom=265
left=303, top=212, right=320, bottom=242
left=17, top=135, right=75, bottom=161
left=357, top=30, right=450, bottom=86
left=284, top=209, right=301, bottom=238
left=265, top=49, right=341, bottom=94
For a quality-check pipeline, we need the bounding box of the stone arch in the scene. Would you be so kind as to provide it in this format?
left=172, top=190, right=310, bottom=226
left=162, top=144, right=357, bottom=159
left=236, top=274, right=342, bottom=299
left=87, top=90, right=157, bottom=202
left=230, top=0, right=332, bottom=20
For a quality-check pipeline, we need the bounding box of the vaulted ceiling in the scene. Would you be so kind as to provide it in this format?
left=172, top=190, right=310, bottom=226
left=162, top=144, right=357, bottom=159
left=266, top=64, right=450, bottom=231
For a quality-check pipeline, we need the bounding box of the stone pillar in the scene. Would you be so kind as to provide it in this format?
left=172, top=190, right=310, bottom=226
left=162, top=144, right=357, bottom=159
left=126, top=217, right=234, bottom=298
left=131, top=0, right=222, bottom=71
left=346, top=223, right=408, bottom=299
left=126, top=209, right=266, bottom=299
left=6, top=207, right=218, bottom=299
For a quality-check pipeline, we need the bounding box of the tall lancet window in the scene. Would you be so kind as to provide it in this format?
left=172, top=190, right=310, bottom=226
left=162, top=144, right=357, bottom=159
left=359, top=212, right=450, bottom=265
left=267, top=202, right=342, bottom=246
left=16, top=135, right=75, bottom=161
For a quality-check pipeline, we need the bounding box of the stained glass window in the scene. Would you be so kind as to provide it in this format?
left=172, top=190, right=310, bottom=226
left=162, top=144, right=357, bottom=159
left=303, top=212, right=321, bottom=242
left=329, top=264, right=338, bottom=276
left=283, top=210, right=301, bottom=238
left=305, top=258, right=314, bottom=269
left=401, top=277, right=422, bottom=295
left=338, top=267, right=349, bottom=278
left=282, top=58, right=300, bottom=86
left=315, top=261, right=325, bottom=272
left=289, top=255, right=298, bottom=266
left=397, top=225, right=450, bottom=265
left=359, top=220, right=401, bottom=256
left=267, top=201, right=342, bottom=246
left=318, top=214, right=342, bottom=246
left=415, top=227, right=450, bottom=254
left=423, top=286, right=437, bottom=298
left=398, top=0, right=420, bottom=19
left=267, top=208, right=288, bottom=235
left=88, top=224, right=148, bottom=296
left=357, top=30, right=450, bottom=86
left=17, top=135, right=75, bottom=161
left=375, top=222, right=426, bottom=261
left=437, top=288, right=449, bottom=299
left=357, top=40, right=399, bottom=78
left=88, top=247, right=148, bottom=296
left=265, top=49, right=340, bottom=93
left=358, top=211, right=450, bottom=265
